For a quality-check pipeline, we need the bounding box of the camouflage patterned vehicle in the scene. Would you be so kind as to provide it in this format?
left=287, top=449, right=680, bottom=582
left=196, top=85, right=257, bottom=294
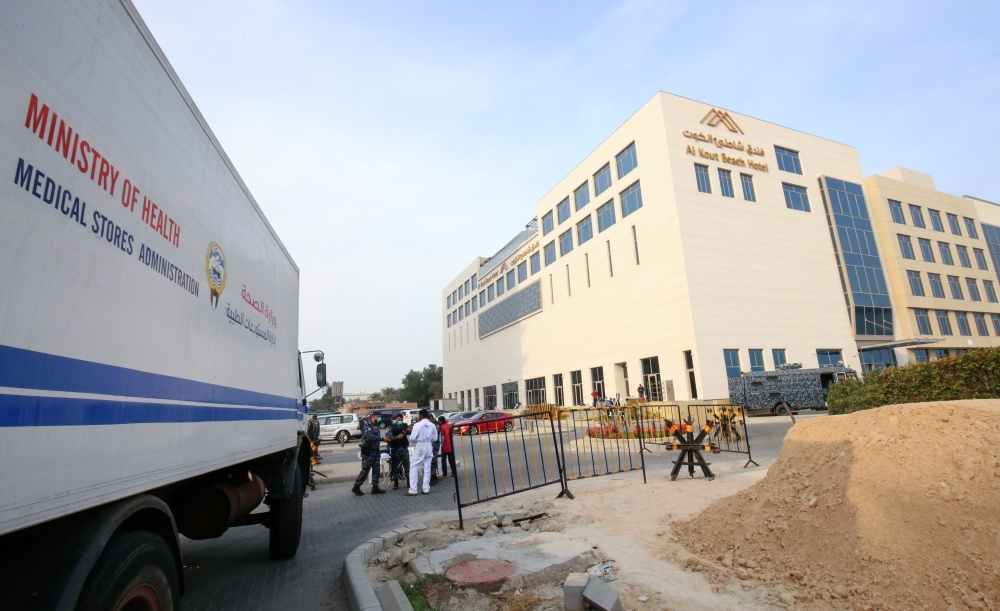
left=728, top=364, right=859, bottom=415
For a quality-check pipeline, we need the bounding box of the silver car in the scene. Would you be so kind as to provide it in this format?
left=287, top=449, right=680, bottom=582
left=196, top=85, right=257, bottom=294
left=319, top=413, right=361, bottom=443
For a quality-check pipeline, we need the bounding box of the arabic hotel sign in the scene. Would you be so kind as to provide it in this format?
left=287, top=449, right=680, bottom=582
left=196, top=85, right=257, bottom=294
left=683, top=108, right=769, bottom=173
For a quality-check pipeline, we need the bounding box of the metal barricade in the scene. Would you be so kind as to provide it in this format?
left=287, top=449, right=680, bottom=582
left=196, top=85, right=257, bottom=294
left=557, top=407, right=646, bottom=483
left=636, top=403, right=758, bottom=476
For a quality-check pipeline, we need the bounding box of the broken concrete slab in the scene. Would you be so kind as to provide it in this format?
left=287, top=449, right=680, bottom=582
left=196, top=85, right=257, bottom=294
left=582, top=577, right=623, bottom=611
left=376, top=580, right=414, bottom=611
left=563, top=572, right=590, bottom=611
left=379, top=531, right=399, bottom=547
left=408, top=554, right=435, bottom=579
left=423, top=531, right=594, bottom=579
left=405, top=522, right=427, bottom=532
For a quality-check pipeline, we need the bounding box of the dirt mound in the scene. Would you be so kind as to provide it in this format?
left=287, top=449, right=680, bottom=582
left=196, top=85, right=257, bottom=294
left=675, top=400, right=1000, bottom=611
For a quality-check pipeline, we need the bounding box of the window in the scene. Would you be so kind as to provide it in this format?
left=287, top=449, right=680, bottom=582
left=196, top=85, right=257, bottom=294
left=909, top=205, right=926, bottom=228
left=985, top=279, right=998, bottom=303
left=459, top=285, right=464, bottom=299
left=929, top=209, right=944, bottom=232
left=955, top=311, right=972, bottom=336
left=570, top=370, right=584, bottom=406
left=458, top=306, right=463, bottom=321
left=718, top=169, right=734, bottom=198
left=471, top=273, right=477, bottom=287
left=993, top=313, right=1000, bottom=336
left=936, top=349, right=950, bottom=359
left=501, top=381, right=519, bottom=410
left=453, top=290, right=458, bottom=304
left=856, top=306, right=893, bottom=336
left=542, top=210, right=554, bottom=236
left=447, top=313, right=452, bottom=328
left=695, top=164, right=711, bottom=193
left=574, top=182, right=590, bottom=211
left=596, top=200, right=616, bottom=232
left=774, top=146, right=802, bottom=174
left=772, top=349, right=787, bottom=368
left=888, top=200, right=905, bottom=224
left=517, top=261, right=527, bottom=283
left=914, top=309, right=932, bottom=334
left=506, top=270, right=515, bottom=290
left=558, top=229, right=573, bottom=256
left=465, top=279, right=471, bottom=294
left=620, top=181, right=643, bottom=217
left=782, top=183, right=810, bottom=212
left=919, top=238, right=936, bottom=262
left=938, top=242, right=955, bottom=265
left=957, top=245, right=972, bottom=268
left=967, top=278, right=982, bottom=301
left=965, top=217, right=979, bottom=239
left=983, top=223, right=1000, bottom=282
left=465, top=301, right=470, bottom=316
left=544, top=241, right=556, bottom=266
left=447, top=295, right=452, bottom=308
left=640, top=356, right=664, bottom=401
left=594, top=164, right=612, bottom=196
left=748, top=349, right=764, bottom=372
left=913, top=349, right=929, bottom=363
left=471, top=297, right=477, bottom=313
left=974, top=248, right=989, bottom=270
left=817, top=349, right=843, bottom=367
left=947, top=213, right=962, bottom=235
left=936, top=310, right=953, bottom=335
left=974, top=312, right=989, bottom=336
left=928, top=273, right=946, bottom=298
left=479, top=290, right=486, bottom=307
left=590, top=367, right=605, bottom=399
left=898, top=235, right=915, bottom=259
left=616, top=143, right=637, bottom=179
left=740, top=173, right=756, bottom=201
left=907, top=270, right=925, bottom=296
left=496, top=278, right=505, bottom=297
left=557, top=197, right=570, bottom=224
left=530, top=252, right=540, bottom=275
left=577, top=215, right=593, bottom=245
left=525, top=377, right=546, bottom=406
left=487, top=284, right=495, bottom=302
left=724, top=349, right=741, bottom=379
left=948, top=275, right=964, bottom=299
left=860, top=349, right=897, bottom=373
left=553, top=374, right=564, bottom=407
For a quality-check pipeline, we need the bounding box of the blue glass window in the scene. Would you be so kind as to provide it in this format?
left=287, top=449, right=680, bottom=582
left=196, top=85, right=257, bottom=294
left=620, top=181, right=643, bottom=217
left=936, top=311, right=953, bottom=335
left=974, top=248, right=988, bottom=270
left=577, top=215, right=593, bottom=245
left=447, top=295, right=452, bottom=308
left=992, top=313, right=1000, bottom=335
left=458, top=306, right=463, bottom=321
left=965, top=217, right=979, bottom=239
left=907, top=270, right=925, bottom=296
left=479, top=290, right=486, bottom=308
left=948, top=275, right=964, bottom=299
left=775, top=146, right=802, bottom=174
left=544, top=241, right=556, bottom=266
left=981, top=223, right=1000, bottom=284
left=919, top=238, right=935, bottom=262
left=748, top=349, right=764, bottom=372
left=723, top=349, right=741, bottom=379
left=594, top=164, right=612, bottom=196
left=718, top=169, right=734, bottom=198
left=783, top=184, right=810, bottom=212
left=447, top=313, right=451, bottom=327
left=471, top=297, right=477, bottom=313
left=929, top=209, right=944, bottom=232
left=772, top=349, right=786, bottom=368
left=558, top=229, right=573, bottom=256
left=616, top=143, right=637, bottom=179
left=517, top=261, right=527, bottom=283
left=542, top=211, right=554, bottom=236
left=860, top=349, right=897, bottom=373
left=898, top=235, right=915, bottom=259
left=957, top=245, right=972, bottom=268
left=740, top=174, right=756, bottom=202
left=955, top=311, right=972, bottom=336
left=936, top=348, right=950, bottom=359
left=488, top=284, right=495, bottom=302
left=909, top=205, right=926, bottom=228
left=496, top=278, right=505, bottom=297
left=465, top=301, right=470, bottom=317
left=574, top=182, right=590, bottom=211
left=938, top=242, right=954, bottom=265
left=888, top=200, right=905, bottom=224
left=506, top=270, right=515, bottom=291
left=530, top=252, right=540, bottom=275
left=974, top=312, right=989, bottom=336
left=947, top=213, right=962, bottom=235
left=597, top=200, right=616, bottom=232
left=985, top=279, right=998, bottom=303
left=695, top=164, right=711, bottom=193
left=914, top=309, right=932, bottom=335
left=928, top=273, right=946, bottom=298
left=966, top=278, right=982, bottom=301
left=817, top=349, right=843, bottom=367
left=913, top=348, right=930, bottom=362
left=557, top=197, right=571, bottom=224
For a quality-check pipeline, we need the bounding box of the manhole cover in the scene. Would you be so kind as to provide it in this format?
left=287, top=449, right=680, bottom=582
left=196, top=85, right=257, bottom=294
left=445, top=559, right=516, bottom=592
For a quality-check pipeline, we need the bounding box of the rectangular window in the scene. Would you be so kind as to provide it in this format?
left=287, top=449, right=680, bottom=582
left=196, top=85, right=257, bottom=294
left=557, top=197, right=570, bottom=224
left=479, top=290, right=486, bottom=307
left=967, top=278, right=982, bottom=301
left=914, top=309, right=932, bottom=335
left=947, top=213, right=962, bottom=235
left=570, top=370, right=584, bottom=406
left=558, top=229, right=573, bottom=256
left=888, top=200, right=905, bottom=224
left=496, top=278, right=505, bottom=297
left=574, top=182, right=590, bottom=211
left=590, top=366, right=605, bottom=400
left=465, top=279, right=471, bottom=294
left=772, top=349, right=787, bottom=368
left=694, top=164, right=711, bottom=193
left=594, top=164, right=612, bottom=196
left=471, top=297, right=477, bottom=313
left=993, top=313, right=1000, bottom=336
left=616, top=143, right=638, bottom=179
left=936, top=349, right=950, bottom=359
left=577, top=215, right=593, bottom=245
left=898, top=235, right=915, bottom=259
left=487, top=284, right=495, bottom=302
left=860, top=348, right=897, bottom=373
left=447, top=295, right=452, bottom=308
left=907, top=270, right=925, bottom=296
left=544, top=241, right=556, bottom=266
left=506, top=270, right=515, bottom=290
left=955, top=311, right=972, bottom=336
left=740, top=173, right=756, bottom=202
left=748, top=349, right=764, bottom=372
left=928, top=273, right=946, bottom=298
left=465, top=301, right=470, bottom=317
left=620, top=181, right=643, bottom=217
left=517, top=261, right=527, bottom=283
left=938, top=242, right=955, bottom=265
left=985, top=279, right=998, bottom=303
left=936, top=310, right=953, bottom=335
left=530, top=252, right=540, bottom=275
left=553, top=373, right=564, bottom=407
left=957, top=245, right=972, bottom=268
left=974, top=312, right=989, bottom=336
left=974, top=248, right=989, bottom=270
left=782, top=183, right=810, bottom=212
left=913, top=349, right=929, bottom=363
left=471, top=273, right=477, bottom=287
left=447, top=313, right=452, bottom=327
left=817, top=349, right=843, bottom=367
left=483, top=385, right=497, bottom=410
left=856, top=306, right=894, bottom=336
left=919, top=238, right=936, bottom=262
left=929, top=209, right=944, bottom=232
left=983, top=223, right=1000, bottom=281
left=774, top=146, right=802, bottom=174
left=542, top=210, right=554, bottom=236
left=640, top=356, right=664, bottom=401
left=453, top=290, right=458, bottom=304
left=718, top=169, right=734, bottom=198
left=458, top=307, right=463, bottom=321
left=525, top=377, right=547, bottom=406
left=596, top=200, right=616, bottom=232
left=724, top=349, right=741, bottom=379
left=948, top=275, right=964, bottom=299
left=909, top=205, right=926, bottom=228
left=965, top=217, right=979, bottom=239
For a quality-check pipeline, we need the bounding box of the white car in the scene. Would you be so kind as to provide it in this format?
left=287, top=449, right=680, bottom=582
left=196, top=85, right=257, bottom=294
left=319, top=414, right=361, bottom=443
left=400, top=409, right=422, bottom=425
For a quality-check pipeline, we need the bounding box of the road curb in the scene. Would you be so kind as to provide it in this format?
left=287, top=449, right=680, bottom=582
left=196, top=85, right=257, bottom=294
left=342, top=522, right=427, bottom=611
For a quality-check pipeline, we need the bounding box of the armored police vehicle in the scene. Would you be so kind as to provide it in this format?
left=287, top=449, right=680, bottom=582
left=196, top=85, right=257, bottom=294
left=728, top=363, right=859, bottom=415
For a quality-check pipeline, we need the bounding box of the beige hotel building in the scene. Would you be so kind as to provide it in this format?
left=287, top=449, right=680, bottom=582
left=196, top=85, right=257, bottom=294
left=441, top=92, right=1000, bottom=409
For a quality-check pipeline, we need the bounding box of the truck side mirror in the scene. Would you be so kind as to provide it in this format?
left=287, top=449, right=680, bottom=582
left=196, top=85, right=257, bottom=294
left=316, top=363, right=327, bottom=388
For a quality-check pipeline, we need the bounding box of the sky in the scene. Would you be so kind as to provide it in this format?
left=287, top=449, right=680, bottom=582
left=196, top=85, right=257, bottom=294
left=133, top=0, right=1000, bottom=392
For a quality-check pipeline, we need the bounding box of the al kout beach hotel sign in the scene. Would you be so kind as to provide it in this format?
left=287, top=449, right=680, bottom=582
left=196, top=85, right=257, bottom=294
left=683, top=108, right=769, bottom=172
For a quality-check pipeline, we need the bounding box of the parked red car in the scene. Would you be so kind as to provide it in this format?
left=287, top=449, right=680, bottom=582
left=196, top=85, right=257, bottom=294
left=454, top=411, right=514, bottom=435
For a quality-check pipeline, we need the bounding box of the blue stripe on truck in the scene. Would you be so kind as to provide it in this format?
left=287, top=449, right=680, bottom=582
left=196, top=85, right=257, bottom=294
left=0, top=394, right=297, bottom=427
left=0, top=344, right=299, bottom=410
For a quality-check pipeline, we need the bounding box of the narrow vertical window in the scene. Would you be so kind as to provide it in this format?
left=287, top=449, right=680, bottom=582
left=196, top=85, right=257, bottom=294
left=957, top=245, right=972, bottom=268
left=544, top=241, right=556, bottom=266
left=947, top=213, right=962, bottom=235
left=974, top=248, right=989, bottom=270
left=919, top=238, right=935, bottom=262
left=549, top=274, right=554, bottom=304
left=984, top=279, right=998, bottom=303
left=928, top=273, right=945, bottom=298
left=966, top=278, right=982, bottom=301
left=558, top=229, right=573, bottom=256
left=888, top=200, right=905, bottom=224
left=566, top=265, right=571, bottom=296
left=974, top=312, right=989, bottom=336
left=576, top=215, right=593, bottom=245
left=897, top=235, right=915, bottom=259
left=740, top=173, right=756, bottom=201
left=909, top=205, right=926, bottom=228
left=992, top=313, right=1000, bottom=335
left=718, top=169, right=734, bottom=198
left=695, top=164, right=711, bottom=193
left=906, top=270, right=925, bottom=296
left=748, top=349, right=764, bottom=371
left=573, top=181, right=590, bottom=211
left=947, top=275, right=964, bottom=299
left=938, top=242, right=954, bottom=265
left=530, top=252, right=541, bottom=275
left=557, top=197, right=571, bottom=224
left=965, top=217, right=979, bottom=239
left=542, top=210, right=554, bottom=235
left=632, top=226, right=640, bottom=265
left=914, top=309, right=932, bottom=335
left=597, top=200, right=616, bottom=232
left=606, top=241, right=614, bottom=277
left=615, top=142, right=638, bottom=179
left=585, top=253, right=591, bottom=287
left=594, top=164, right=612, bottom=196
left=929, top=209, right=944, bottom=232
left=772, top=349, right=786, bottom=368
left=517, top=261, right=527, bottom=283
left=955, top=311, right=972, bottom=336
left=723, top=349, right=741, bottom=378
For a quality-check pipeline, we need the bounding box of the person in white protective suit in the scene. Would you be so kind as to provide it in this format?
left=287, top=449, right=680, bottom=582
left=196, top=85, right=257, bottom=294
left=406, top=409, right=437, bottom=495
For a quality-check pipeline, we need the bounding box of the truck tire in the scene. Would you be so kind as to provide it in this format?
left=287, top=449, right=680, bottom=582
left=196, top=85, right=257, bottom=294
left=76, top=530, right=179, bottom=611
left=269, top=466, right=303, bottom=560
left=775, top=402, right=791, bottom=416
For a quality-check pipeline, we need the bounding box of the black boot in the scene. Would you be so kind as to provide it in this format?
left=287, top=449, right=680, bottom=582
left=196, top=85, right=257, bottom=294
left=351, top=485, right=364, bottom=496
left=371, top=486, right=386, bottom=495
left=393, top=481, right=399, bottom=490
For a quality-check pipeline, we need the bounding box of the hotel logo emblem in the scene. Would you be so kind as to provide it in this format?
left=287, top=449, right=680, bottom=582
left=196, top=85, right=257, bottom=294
left=701, top=108, right=744, bottom=134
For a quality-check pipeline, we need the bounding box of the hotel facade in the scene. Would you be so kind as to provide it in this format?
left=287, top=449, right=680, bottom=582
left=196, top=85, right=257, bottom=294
left=441, top=92, right=1000, bottom=410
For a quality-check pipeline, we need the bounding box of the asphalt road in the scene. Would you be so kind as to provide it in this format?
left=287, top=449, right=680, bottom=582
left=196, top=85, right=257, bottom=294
left=176, top=411, right=823, bottom=611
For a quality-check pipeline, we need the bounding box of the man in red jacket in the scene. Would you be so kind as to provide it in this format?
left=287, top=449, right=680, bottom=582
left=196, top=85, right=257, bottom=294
left=438, top=416, right=456, bottom=478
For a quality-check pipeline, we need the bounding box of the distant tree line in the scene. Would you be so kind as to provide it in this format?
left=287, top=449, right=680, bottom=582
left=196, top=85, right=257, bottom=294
left=308, top=364, right=443, bottom=412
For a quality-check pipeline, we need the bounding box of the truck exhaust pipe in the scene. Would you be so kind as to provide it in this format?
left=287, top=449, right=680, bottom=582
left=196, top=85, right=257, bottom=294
left=175, top=472, right=266, bottom=540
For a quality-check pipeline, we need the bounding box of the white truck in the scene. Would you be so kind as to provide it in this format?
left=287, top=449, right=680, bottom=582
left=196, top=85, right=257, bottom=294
left=0, top=1, right=324, bottom=609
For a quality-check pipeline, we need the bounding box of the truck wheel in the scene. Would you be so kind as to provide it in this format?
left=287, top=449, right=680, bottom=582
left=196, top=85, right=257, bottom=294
left=76, top=531, right=179, bottom=611
left=269, top=466, right=303, bottom=560
left=775, top=403, right=791, bottom=416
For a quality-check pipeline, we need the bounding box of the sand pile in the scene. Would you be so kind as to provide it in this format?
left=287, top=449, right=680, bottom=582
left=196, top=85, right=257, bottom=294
left=675, top=400, right=1000, bottom=611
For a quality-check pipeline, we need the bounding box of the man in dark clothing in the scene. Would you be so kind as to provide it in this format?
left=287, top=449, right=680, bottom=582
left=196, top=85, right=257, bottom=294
left=429, top=417, right=442, bottom=485
left=352, top=415, right=386, bottom=496
left=387, top=413, right=410, bottom=490
left=307, top=414, right=321, bottom=458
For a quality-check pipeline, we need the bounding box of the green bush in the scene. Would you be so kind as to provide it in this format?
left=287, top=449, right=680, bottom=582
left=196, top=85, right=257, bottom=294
left=826, top=346, right=1000, bottom=414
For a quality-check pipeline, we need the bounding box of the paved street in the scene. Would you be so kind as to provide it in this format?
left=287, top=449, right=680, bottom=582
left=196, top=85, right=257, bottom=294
left=177, top=412, right=823, bottom=611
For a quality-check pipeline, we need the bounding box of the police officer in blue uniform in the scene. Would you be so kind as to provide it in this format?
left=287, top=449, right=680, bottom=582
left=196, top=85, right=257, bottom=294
left=351, top=415, right=387, bottom=496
